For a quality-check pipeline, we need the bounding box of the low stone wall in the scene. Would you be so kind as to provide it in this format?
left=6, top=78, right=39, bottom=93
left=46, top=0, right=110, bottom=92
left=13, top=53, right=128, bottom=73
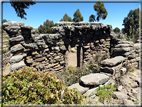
left=2, top=21, right=112, bottom=72
left=112, top=40, right=140, bottom=68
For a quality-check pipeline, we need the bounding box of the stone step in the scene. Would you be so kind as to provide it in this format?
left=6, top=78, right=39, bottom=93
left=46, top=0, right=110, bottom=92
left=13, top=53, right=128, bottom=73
left=80, top=73, right=109, bottom=87
left=101, top=56, right=126, bottom=67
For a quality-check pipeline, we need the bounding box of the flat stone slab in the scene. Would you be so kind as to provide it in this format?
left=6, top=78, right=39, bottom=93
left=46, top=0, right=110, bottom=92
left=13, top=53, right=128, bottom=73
left=101, top=56, right=126, bottom=67
left=113, top=47, right=132, bottom=52
left=11, top=44, right=24, bottom=53
left=117, top=41, right=134, bottom=45
left=68, top=83, right=89, bottom=94
left=10, top=60, right=26, bottom=72
left=115, top=44, right=133, bottom=48
left=10, top=55, right=23, bottom=64
left=80, top=73, right=109, bottom=86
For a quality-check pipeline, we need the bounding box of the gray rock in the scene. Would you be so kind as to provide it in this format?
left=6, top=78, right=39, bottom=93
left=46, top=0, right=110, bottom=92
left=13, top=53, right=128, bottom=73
left=123, top=99, right=135, bottom=105
left=118, top=41, right=134, bottom=45
left=60, top=45, right=66, bottom=51
left=83, top=46, right=90, bottom=49
left=26, top=59, right=33, bottom=64
left=100, top=66, right=114, bottom=74
left=11, top=44, right=24, bottom=53
left=22, top=43, right=38, bottom=49
left=9, top=35, right=24, bottom=42
left=83, top=87, right=98, bottom=97
left=68, top=83, right=89, bottom=94
left=117, top=85, right=123, bottom=91
left=101, top=56, right=126, bottom=67
left=54, top=47, right=60, bottom=51
left=80, top=73, right=109, bottom=86
left=3, top=21, right=24, bottom=27
left=134, top=43, right=140, bottom=49
left=113, top=47, right=132, bottom=52
left=113, top=92, right=128, bottom=100
left=54, top=56, right=60, bottom=60
left=120, top=67, right=127, bottom=75
left=21, top=25, right=33, bottom=30
left=10, top=55, right=23, bottom=64
left=115, top=44, right=133, bottom=48
left=10, top=60, right=26, bottom=72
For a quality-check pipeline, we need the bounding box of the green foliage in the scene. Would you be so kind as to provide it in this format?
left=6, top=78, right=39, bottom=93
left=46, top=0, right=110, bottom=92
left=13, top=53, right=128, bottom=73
left=97, top=85, right=116, bottom=103
left=93, top=1, right=108, bottom=21
left=53, top=66, right=90, bottom=86
left=10, top=0, right=35, bottom=19
left=38, top=20, right=54, bottom=34
left=60, top=13, right=73, bottom=22
left=122, top=8, right=139, bottom=41
left=113, top=27, right=120, bottom=33
left=2, top=48, right=9, bottom=54
left=73, top=9, right=83, bottom=22
left=2, top=66, right=83, bottom=105
left=89, top=14, right=96, bottom=22
left=2, top=19, right=7, bottom=24
left=87, top=52, right=108, bottom=73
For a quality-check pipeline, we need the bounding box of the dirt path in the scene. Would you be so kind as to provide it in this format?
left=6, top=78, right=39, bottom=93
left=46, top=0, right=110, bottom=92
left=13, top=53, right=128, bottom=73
left=68, top=52, right=77, bottom=67
left=3, top=66, right=10, bottom=76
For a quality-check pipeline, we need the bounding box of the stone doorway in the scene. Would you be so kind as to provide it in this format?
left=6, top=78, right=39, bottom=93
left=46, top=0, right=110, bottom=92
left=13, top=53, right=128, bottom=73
left=67, top=46, right=83, bottom=68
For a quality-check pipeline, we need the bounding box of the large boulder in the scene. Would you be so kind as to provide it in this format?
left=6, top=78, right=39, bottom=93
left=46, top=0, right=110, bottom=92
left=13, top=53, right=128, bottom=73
left=80, top=73, right=109, bottom=86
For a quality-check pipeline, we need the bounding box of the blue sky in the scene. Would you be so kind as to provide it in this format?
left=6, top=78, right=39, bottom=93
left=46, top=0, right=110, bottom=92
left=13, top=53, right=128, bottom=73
left=2, top=1, right=140, bottom=30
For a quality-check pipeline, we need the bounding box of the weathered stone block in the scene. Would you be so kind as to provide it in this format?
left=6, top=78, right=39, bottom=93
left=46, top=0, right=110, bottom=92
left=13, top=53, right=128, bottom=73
left=10, top=55, right=23, bottom=64
left=101, top=56, right=126, bottom=67
left=11, top=44, right=24, bottom=53
left=80, top=73, right=109, bottom=86
left=10, top=60, right=26, bottom=72
left=9, top=35, right=24, bottom=42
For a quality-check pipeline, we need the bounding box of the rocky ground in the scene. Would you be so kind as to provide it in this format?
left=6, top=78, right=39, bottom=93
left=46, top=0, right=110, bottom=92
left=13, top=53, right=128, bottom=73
left=68, top=56, right=141, bottom=106
left=68, top=69, right=141, bottom=106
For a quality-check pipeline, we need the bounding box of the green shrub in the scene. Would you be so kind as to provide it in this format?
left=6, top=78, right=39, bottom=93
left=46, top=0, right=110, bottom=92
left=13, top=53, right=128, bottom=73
left=87, top=52, right=108, bottom=73
left=53, top=66, right=90, bottom=86
left=97, top=85, right=116, bottom=103
left=2, top=66, right=83, bottom=105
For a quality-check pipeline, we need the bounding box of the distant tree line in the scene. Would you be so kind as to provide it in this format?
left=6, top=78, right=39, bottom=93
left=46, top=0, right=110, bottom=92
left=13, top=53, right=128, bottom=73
left=6, top=1, right=140, bottom=43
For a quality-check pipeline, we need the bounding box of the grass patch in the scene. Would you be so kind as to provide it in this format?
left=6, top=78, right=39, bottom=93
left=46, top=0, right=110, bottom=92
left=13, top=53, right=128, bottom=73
left=96, top=85, right=116, bottom=103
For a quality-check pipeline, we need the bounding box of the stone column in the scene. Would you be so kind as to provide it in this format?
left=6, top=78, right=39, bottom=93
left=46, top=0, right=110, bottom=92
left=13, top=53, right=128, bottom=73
left=80, top=46, right=83, bottom=67
left=77, top=46, right=80, bottom=67
left=77, top=46, right=83, bottom=67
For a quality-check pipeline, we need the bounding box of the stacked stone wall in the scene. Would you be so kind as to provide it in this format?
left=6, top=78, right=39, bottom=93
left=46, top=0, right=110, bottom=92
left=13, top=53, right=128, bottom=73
left=2, top=21, right=140, bottom=72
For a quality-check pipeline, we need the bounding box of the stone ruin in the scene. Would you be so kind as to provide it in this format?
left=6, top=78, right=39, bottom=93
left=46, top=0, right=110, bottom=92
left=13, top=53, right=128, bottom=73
left=2, top=21, right=140, bottom=74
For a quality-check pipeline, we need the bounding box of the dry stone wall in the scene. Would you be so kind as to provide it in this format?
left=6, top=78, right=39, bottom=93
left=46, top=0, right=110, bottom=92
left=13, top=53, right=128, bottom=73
left=2, top=21, right=140, bottom=73
left=3, top=21, right=112, bottom=72
left=110, top=32, right=140, bottom=69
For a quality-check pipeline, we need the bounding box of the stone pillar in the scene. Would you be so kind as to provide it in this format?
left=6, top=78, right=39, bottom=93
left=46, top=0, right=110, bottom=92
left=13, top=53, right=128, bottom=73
left=77, top=46, right=83, bottom=67
left=80, top=46, right=83, bottom=67
left=77, top=46, right=80, bottom=67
